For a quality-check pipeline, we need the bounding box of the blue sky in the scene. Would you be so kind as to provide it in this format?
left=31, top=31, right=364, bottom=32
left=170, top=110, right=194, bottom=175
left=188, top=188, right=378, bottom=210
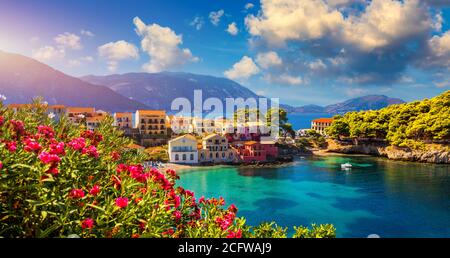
left=1, top=0, right=449, bottom=106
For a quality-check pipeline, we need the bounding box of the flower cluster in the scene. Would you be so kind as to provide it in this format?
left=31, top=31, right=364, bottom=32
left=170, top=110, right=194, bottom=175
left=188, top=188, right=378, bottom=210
left=0, top=105, right=335, bottom=238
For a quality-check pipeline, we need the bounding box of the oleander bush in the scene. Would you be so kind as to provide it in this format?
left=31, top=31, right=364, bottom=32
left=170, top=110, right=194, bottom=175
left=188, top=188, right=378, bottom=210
left=0, top=98, right=335, bottom=238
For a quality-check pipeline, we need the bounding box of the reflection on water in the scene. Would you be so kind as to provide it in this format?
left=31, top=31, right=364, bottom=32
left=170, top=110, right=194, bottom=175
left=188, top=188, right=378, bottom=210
left=177, top=155, right=450, bottom=237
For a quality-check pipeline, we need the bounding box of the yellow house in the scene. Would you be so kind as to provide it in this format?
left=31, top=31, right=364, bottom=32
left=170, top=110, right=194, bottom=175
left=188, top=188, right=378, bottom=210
left=168, top=134, right=198, bottom=164
left=134, top=110, right=168, bottom=147
left=199, top=133, right=236, bottom=163
left=113, top=112, right=133, bottom=129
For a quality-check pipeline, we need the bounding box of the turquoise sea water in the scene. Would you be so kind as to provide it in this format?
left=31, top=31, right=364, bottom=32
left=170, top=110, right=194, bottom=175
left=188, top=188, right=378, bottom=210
left=177, top=155, right=450, bottom=238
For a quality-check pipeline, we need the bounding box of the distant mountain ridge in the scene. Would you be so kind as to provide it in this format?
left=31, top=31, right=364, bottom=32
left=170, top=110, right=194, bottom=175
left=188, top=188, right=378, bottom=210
left=0, top=50, right=149, bottom=112
left=81, top=72, right=261, bottom=111
left=81, top=73, right=404, bottom=114
left=284, top=95, right=405, bottom=114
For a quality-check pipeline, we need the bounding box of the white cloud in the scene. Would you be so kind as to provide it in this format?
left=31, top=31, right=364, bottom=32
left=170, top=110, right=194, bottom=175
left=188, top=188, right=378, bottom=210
left=256, top=51, right=282, bottom=69
left=245, top=0, right=431, bottom=51
left=432, top=12, right=443, bottom=32
left=209, top=9, right=224, bottom=26
left=67, top=59, right=82, bottom=67
left=245, top=3, right=255, bottom=9
left=433, top=80, right=450, bottom=88
left=133, top=17, right=198, bottom=73
left=308, top=59, right=327, bottom=70
left=81, top=29, right=95, bottom=37
left=32, top=46, right=65, bottom=61
left=341, top=0, right=431, bottom=51
left=190, top=16, right=204, bottom=30
left=54, top=32, right=82, bottom=50
left=226, top=22, right=239, bottom=36
left=428, top=31, right=450, bottom=57
left=224, top=56, right=260, bottom=80
left=264, top=73, right=303, bottom=85
left=68, top=56, right=94, bottom=67
left=424, top=30, right=450, bottom=68
left=98, top=40, right=139, bottom=71
left=245, top=0, right=344, bottom=46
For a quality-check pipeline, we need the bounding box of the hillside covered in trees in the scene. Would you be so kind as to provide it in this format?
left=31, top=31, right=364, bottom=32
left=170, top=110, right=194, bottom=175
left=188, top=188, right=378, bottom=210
left=326, top=91, right=450, bottom=149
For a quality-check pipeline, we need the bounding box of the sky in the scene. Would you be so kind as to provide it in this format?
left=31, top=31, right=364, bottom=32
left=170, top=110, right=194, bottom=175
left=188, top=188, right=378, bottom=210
left=0, top=0, right=450, bottom=106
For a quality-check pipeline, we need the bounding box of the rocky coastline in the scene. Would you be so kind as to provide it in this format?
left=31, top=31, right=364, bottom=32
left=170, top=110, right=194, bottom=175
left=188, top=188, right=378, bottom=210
left=324, top=140, right=450, bottom=164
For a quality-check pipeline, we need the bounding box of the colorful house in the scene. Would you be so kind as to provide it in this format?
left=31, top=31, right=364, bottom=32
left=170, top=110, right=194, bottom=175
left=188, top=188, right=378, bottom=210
left=113, top=112, right=133, bottom=128
left=167, top=115, right=193, bottom=136
left=66, top=107, right=96, bottom=124
left=311, top=118, right=334, bottom=135
left=168, top=134, right=198, bottom=164
left=198, top=133, right=236, bottom=163
left=134, top=110, right=168, bottom=147
left=234, top=140, right=278, bottom=163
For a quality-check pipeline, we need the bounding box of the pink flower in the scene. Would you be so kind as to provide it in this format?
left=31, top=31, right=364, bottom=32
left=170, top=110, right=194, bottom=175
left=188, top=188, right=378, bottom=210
left=226, top=229, right=242, bottom=238
left=69, top=189, right=85, bottom=199
left=81, top=218, right=94, bottom=229
left=37, top=125, right=54, bottom=138
left=115, top=197, right=129, bottom=208
left=116, top=164, right=128, bottom=174
left=46, top=166, right=59, bottom=176
left=81, top=145, right=99, bottom=158
left=0, top=161, right=3, bottom=170
left=23, top=138, right=42, bottom=153
left=49, top=142, right=65, bottom=155
left=162, top=228, right=174, bottom=236
left=111, top=151, right=120, bottom=161
left=38, top=151, right=61, bottom=164
left=89, top=185, right=100, bottom=196
left=185, top=190, right=194, bottom=197
left=174, top=195, right=181, bottom=209
left=6, top=141, right=17, bottom=152
left=10, top=120, right=24, bottom=134
left=199, top=196, right=206, bottom=204
left=0, top=116, right=4, bottom=126
left=174, top=210, right=182, bottom=221
left=228, top=204, right=238, bottom=213
left=67, top=137, right=86, bottom=151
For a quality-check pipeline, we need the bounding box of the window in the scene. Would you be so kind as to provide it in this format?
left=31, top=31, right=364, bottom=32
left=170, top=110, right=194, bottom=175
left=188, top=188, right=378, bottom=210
left=216, top=152, right=219, bottom=158
left=209, top=153, right=213, bottom=158
left=175, top=154, right=179, bottom=161
left=182, top=154, right=186, bottom=161
left=222, top=152, right=225, bottom=158
left=190, top=154, right=194, bottom=160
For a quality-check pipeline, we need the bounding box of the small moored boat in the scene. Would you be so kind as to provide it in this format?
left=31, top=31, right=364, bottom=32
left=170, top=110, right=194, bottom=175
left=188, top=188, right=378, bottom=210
left=341, top=163, right=352, bottom=170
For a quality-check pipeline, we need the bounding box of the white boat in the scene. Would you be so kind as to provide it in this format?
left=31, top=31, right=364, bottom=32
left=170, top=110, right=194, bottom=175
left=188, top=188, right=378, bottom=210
left=341, top=163, right=352, bottom=170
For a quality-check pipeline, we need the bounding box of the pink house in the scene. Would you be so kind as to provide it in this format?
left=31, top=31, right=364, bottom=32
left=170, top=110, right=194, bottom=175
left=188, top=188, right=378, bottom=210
left=235, top=140, right=278, bottom=163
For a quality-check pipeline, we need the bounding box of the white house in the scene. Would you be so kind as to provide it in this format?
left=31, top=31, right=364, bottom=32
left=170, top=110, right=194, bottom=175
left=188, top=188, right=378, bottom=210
left=168, top=134, right=199, bottom=164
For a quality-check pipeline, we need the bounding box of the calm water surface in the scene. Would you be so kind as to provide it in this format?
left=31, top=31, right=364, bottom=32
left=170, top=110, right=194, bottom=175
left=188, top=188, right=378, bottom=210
left=177, top=155, right=450, bottom=237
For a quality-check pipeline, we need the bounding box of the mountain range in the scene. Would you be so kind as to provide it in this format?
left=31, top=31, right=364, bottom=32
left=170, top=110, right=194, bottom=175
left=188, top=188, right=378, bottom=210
left=283, top=95, right=405, bottom=114
left=0, top=50, right=405, bottom=114
left=0, top=50, right=147, bottom=112
left=81, top=72, right=260, bottom=110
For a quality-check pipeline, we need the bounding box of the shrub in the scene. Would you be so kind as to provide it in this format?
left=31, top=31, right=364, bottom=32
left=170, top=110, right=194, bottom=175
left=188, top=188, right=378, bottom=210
left=0, top=99, right=335, bottom=238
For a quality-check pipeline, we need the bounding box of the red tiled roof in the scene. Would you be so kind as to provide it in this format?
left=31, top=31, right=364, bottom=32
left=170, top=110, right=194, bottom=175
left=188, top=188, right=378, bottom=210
left=312, top=118, right=333, bottom=123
